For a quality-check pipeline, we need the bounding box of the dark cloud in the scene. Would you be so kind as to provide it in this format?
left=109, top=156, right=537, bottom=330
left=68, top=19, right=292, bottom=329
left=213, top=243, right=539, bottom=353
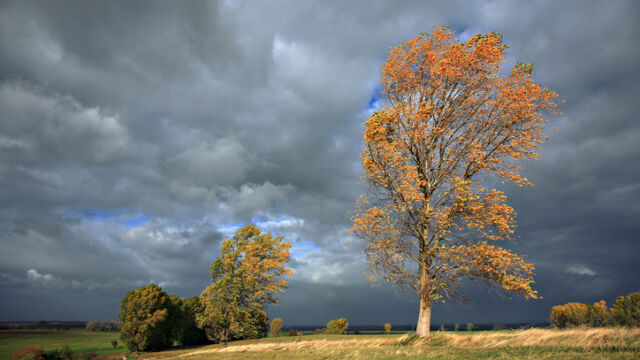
left=1, top=0, right=638, bottom=326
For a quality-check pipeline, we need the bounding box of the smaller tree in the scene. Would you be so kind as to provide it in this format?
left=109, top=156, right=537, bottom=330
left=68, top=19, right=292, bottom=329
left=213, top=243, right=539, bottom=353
left=384, top=323, right=391, bottom=334
left=326, top=318, right=348, bottom=334
left=611, top=292, right=640, bottom=327
left=118, top=284, right=176, bottom=351
left=466, top=323, right=474, bottom=331
left=270, top=318, right=283, bottom=338
left=85, top=321, right=98, bottom=331
left=454, top=324, right=460, bottom=332
left=198, top=225, right=292, bottom=343
left=589, top=300, right=610, bottom=327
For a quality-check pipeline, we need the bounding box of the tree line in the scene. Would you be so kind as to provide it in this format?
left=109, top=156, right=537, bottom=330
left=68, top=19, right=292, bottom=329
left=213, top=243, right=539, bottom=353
left=549, top=292, right=640, bottom=328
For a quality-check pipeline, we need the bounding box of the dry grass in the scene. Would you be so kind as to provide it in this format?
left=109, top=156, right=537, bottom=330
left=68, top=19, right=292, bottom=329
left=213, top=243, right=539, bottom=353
left=139, top=328, right=640, bottom=359
left=423, top=327, right=640, bottom=349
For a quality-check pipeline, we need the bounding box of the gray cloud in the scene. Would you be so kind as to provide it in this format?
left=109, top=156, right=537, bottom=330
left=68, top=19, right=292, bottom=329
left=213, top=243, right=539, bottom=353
left=1, top=0, right=639, bottom=326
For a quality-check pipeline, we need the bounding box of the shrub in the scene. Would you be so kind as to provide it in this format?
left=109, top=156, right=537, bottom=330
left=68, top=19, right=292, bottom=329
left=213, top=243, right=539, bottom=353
left=270, top=318, right=283, bottom=338
left=326, top=318, right=348, bottom=334
left=384, top=323, right=391, bottom=334
left=454, top=324, right=459, bottom=331
left=110, top=340, right=118, bottom=348
left=438, top=324, right=445, bottom=332
left=288, top=329, right=297, bottom=336
left=611, top=292, right=640, bottom=327
left=549, top=302, right=590, bottom=328
left=466, top=323, right=473, bottom=331
left=10, top=346, right=45, bottom=360
left=43, top=345, right=73, bottom=360
left=119, top=284, right=176, bottom=351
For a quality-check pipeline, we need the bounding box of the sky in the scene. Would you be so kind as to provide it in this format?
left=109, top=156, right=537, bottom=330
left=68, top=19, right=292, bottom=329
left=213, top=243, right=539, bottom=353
left=1, top=0, right=639, bottom=327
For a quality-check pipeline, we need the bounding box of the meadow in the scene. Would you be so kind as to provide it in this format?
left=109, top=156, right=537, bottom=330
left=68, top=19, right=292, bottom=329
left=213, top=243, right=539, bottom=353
left=3, top=328, right=640, bottom=359
left=0, top=329, right=125, bottom=359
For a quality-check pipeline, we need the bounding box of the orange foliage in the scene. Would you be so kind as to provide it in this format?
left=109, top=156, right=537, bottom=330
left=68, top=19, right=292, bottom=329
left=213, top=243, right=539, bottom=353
left=351, top=25, right=559, bottom=334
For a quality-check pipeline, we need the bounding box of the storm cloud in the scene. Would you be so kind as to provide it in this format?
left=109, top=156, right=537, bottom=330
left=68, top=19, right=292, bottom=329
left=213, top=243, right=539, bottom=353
left=1, top=0, right=638, bottom=326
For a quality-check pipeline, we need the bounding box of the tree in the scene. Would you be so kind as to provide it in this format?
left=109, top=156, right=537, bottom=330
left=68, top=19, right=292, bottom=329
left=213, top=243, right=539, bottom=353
left=198, top=225, right=292, bottom=343
left=270, top=318, right=283, bottom=337
left=384, top=323, right=391, bottom=334
left=611, top=292, right=640, bottom=327
left=351, top=25, right=558, bottom=337
left=326, top=318, right=348, bottom=334
left=118, top=284, right=176, bottom=351
left=589, top=300, right=610, bottom=327
left=170, top=296, right=208, bottom=346
left=549, top=302, right=590, bottom=328
left=85, top=321, right=98, bottom=331
left=466, top=322, right=473, bottom=331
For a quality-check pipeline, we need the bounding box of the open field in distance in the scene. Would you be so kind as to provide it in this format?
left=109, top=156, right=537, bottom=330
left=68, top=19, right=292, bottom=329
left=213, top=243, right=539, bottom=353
left=0, top=329, right=125, bottom=359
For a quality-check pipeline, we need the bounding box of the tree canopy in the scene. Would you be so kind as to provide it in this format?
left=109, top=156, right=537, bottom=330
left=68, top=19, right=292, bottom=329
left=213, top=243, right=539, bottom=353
left=198, top=225, right=292, bottom=343
left=351, top=25, right=559, bottom=337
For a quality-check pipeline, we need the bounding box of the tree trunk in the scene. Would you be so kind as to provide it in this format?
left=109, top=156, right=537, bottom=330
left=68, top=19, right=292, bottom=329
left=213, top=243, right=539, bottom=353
left=416, top=297, right=431, bottom=337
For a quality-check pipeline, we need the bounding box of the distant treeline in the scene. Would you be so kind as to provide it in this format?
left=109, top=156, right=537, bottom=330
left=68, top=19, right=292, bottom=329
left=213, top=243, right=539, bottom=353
left=0, top=321, right=86, bottom=330
left=549, top=291, right=640, bottom=328
left=85, top=320, right=120, bottom=332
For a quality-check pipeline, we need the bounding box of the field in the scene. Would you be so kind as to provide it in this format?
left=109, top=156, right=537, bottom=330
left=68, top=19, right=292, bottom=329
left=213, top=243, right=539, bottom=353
left=2, top=328, right=640, bottom=359
left=0, top=330, right=125, bottom=359
left=144, top=328, right=640, bottom=359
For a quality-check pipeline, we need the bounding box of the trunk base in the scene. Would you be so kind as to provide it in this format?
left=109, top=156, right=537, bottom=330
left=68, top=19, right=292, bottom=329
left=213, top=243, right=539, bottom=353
left=416, top=301, right=431, bottom=337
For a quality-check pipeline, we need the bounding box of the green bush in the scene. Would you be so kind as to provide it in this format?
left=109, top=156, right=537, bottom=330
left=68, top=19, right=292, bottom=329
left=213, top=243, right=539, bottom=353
left=466, top=323, right=473, bottom=331
left=326, top=318, right=348, bottom=334
left=611, top=292, right=640, bottom=327
left=270, top=318, right=283, bottom=337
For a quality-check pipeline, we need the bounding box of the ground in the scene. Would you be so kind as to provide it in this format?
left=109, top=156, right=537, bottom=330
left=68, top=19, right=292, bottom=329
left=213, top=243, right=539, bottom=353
left=2, top=328, right=639, bottom=359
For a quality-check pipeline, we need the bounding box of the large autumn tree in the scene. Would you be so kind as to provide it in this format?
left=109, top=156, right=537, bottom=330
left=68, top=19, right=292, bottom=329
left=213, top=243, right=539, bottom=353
left=198, top=225, right=292, bottom=343
left=351, top=26, right=559, bottom=337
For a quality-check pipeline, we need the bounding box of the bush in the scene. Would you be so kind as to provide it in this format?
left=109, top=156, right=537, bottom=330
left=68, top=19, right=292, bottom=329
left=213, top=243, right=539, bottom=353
left=119, top=284, right=176, bottom=351
left=438, top=324, right=445, bottom=332
left=549, top=302, right=590, bottom=328
left=611, top=292, right=640, bottom=327
left=493, top=324, right=505, bottom=330
left=110, top=340, right=118, bottom=348
left=326, top=318, right=348, bottom=334
left=454, top=324, right=459, bottom=331
left=11, top=346, right=45, bottom=360
left=288, top=329, right=297, bottom=336
left=270, top=318, right=283, bottom=338
left=466, top=323, right=473, bottom=331
left=43, top=345, right=73, bottom=360
left=384, top=323, right=391, bottom=334
left=85, top=321, right=98, bottom=332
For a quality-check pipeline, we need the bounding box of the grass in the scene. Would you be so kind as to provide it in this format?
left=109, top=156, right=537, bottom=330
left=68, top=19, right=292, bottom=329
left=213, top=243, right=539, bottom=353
left=0, top=329, right=126, bottom=359
left=138, top=328, right=640, bottom=359
left=2, top=328, right=639, bottom=359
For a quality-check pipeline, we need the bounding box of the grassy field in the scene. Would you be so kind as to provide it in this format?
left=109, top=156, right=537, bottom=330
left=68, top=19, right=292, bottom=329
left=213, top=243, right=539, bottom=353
left=139, top=328, right=640, bottom=359
left=2, top=328, right=639, bottom=359
left=0, top=329, right=126, bottom=359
